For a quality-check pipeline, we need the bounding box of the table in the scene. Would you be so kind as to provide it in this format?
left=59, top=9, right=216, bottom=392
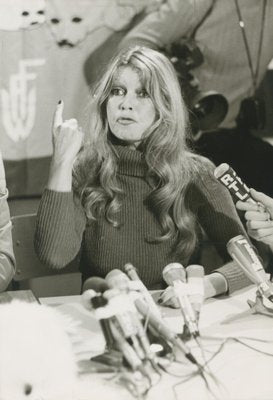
left=39, top=286, right=273, bottom=400
left=0, top=289, right=38, bottom=304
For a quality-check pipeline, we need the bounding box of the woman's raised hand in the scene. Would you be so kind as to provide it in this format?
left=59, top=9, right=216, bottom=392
left=48, top=101, right=84, bottom=191
left=52, top=100, right=84, bottom=167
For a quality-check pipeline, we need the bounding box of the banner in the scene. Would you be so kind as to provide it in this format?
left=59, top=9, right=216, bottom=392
left=0, top=0, right=160, bottom=197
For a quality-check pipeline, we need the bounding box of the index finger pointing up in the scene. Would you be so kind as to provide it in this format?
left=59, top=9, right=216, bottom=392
left=53, top=100, right=64, bottom=129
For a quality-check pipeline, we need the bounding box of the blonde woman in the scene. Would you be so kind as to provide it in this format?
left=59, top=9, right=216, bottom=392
left=35, top=46, right=251, bottom=299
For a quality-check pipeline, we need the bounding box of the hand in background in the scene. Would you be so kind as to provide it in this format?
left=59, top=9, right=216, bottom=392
left=236, top=189, right=273, bottom=246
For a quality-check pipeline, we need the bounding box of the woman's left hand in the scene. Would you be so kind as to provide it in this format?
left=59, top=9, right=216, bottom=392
left=157, top=272, right=227, bottom=308
left=157, top=286, right=180, bottom=308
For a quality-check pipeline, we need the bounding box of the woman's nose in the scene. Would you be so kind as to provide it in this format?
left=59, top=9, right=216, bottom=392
left=119, top=94, right=134, bottom=110
left=121, top=104, right=133, bottom=110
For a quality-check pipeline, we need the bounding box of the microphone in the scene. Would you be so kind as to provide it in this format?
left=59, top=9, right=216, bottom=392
left=134, top=295, right=197, bottom=365
left=105, top=270, right=159, bottom=364
left=106, top=269, right=198, bottom=365
left=81, top=277, right=151, bottom=377
left=124, top=263, right=162, bottom=319
left=214, top=163, right=257, bottom=204
left=81, top=277, right=117, bottom=349
left=227, top=235, right=273, bottom=302
left=162, top=263, right=199, bottom=337
left=185, top=265, right=205, bottom=322
left=81, top=289, right=97, bottom=311
left=82, top=276, right=109, bottom=293
left=82, top=276, right=146, bottom=357
left=104, top=287, right=162, bottom=375
left=107, top=319, right=144, bottom=372
left=162, top=262, right=187, bottom=285
left=103, top=288, right=148, bottom=362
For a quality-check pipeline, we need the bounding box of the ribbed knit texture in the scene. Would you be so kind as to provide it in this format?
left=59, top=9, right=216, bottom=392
left=35, top=145, right=251, bottom=291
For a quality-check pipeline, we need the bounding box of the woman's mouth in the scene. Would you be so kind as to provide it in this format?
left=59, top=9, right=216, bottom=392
left=117, top=117, right=136, bottom=125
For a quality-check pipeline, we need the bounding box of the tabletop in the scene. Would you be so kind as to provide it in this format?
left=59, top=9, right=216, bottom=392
left=38, top=285, right=273, bottom=400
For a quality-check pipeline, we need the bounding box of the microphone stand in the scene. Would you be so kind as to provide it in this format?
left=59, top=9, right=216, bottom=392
left=221, top=290, right=273, bottom=325
left=247, top=291, right=273, bottom=318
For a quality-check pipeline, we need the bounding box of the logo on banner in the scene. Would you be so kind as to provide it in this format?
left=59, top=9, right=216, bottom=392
left=1, top=59, right=45, bottom=142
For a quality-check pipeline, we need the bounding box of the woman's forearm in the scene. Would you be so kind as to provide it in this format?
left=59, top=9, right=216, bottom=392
left=47, top=160, right=73, bottom=192
left=204, top=272, right=228, bottom=298
left=34, top=189, right=86, bottom=269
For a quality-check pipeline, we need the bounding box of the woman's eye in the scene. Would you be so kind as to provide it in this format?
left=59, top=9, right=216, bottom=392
left=111, top=88, right=124, bottom=96
left=138, top=90, right=149, bottom=98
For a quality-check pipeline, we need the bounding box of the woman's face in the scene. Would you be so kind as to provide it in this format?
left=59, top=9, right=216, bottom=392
left=106, top=66, right=156, bottom=147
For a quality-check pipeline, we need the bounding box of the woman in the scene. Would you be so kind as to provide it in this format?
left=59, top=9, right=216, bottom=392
left=0, top=150, right=15, bottom=292
left=35, top=46, right=251, bottom=298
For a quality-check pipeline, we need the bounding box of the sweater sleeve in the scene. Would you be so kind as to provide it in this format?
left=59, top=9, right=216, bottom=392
left=34, top=189, right=86, bottom=269
left=120, top=0, right=214, bottom=50
left=0, top=190, right=15, bottom=291
left=191, top=171, right=252, bottom=294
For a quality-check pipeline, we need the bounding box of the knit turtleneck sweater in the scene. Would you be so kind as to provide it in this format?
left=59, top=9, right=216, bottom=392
left=35, top=145, right=251, bottom=292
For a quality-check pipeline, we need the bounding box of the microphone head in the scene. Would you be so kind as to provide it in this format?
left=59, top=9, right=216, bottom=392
left=214, top=163, right=253, bottom=203
left=81, top=289, right=97, bottom=311
left=123, top=263, right=135, bottom=273
left=162, top=263, right=186, bottom=286
left=214, top=163, right=230, bottom=179
left=82, top=276, right=109, bottom=294
left=106, top=269, right=128, bottom=280
left=105, top=269, right=130, bottom=290
left=124, top=263, right=144, bottom=283
left=226, top=235, right=265, bottom=280
left=186, top=264, right=204, bottom=278
left=226, top=235, right=273, bottom=300
left=81, top=288, right=108, bottom=311
left=123, top=263, right=140, bottom=281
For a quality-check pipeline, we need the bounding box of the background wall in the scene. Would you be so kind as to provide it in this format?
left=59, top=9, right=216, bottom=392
left=0, top=0, right=160, bottom=199
left=1, top=0, right=273, bottom=206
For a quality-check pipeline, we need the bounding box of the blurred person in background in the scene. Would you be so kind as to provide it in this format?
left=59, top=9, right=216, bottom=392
left=0, top=151, right=15, bottom=292
left=119, top=0, right=273, bottom=197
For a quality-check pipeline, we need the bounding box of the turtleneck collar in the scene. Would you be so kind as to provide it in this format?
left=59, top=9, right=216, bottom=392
left=114, top=145, right=147, bottom=177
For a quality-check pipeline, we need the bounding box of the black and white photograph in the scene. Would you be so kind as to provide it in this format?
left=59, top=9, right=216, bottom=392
left=1, top=1, right=273, bottom=399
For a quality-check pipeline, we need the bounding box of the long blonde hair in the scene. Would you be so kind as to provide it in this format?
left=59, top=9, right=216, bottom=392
left=73, top=46, right=208, bottom=259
